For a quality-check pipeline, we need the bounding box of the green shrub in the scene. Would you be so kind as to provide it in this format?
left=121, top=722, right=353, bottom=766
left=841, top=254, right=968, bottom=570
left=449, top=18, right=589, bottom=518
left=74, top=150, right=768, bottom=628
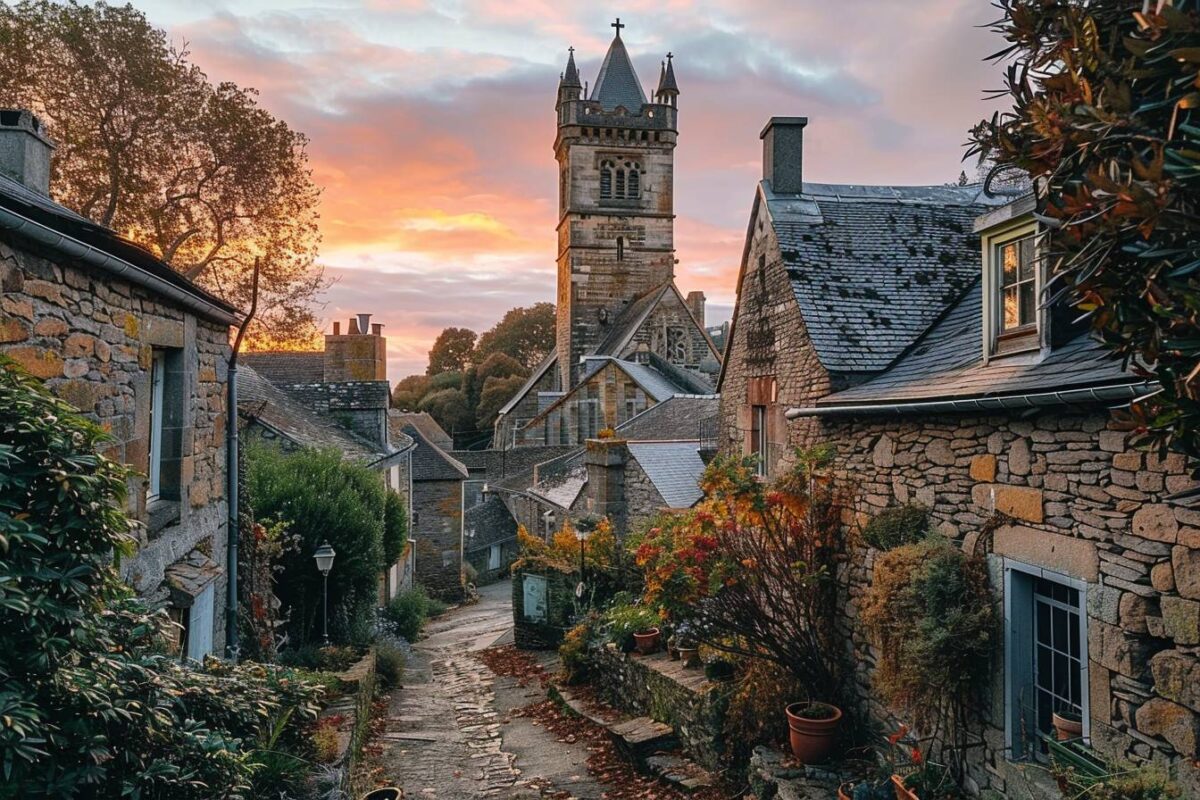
left=247, top=444, right=387, bottom=646
left=383, top=491, right=409, bottom=565
left=376, top=641, right=407, bottom=690
left=0, top=360, right=330, bottom=797
left=383, top=587, right=446, bottom=641
left=558, top=614, right=599, bottom=684
left=862, top=504, right=930, bottom=551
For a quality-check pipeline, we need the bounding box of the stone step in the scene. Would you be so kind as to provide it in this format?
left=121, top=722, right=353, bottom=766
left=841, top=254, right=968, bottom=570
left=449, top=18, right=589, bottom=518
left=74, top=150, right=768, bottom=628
left=644, top=752, right=717, bottom=794
left=549, top=684, right=678, bottom=766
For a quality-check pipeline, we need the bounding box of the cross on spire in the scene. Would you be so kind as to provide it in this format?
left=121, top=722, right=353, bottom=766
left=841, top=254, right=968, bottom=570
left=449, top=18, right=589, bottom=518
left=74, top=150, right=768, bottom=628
left=611, top=17, right=624, bottom=36
left=666, top=51, right=673, bottom=61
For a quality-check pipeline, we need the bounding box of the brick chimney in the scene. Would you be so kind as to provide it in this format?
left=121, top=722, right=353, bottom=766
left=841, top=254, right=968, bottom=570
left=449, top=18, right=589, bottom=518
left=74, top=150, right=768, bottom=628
left=0, top=109, right=53, bottom=195
left=686, top=290, right=706, bottom=327
left=760, top=116, right=807, bottom=195
left=324, top=313, right=387, bottom=382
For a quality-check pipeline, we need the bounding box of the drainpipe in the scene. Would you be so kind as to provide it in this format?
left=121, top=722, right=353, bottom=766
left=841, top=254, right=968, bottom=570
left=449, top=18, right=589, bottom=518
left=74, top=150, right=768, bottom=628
left=225, top=260, right=260, bottom=662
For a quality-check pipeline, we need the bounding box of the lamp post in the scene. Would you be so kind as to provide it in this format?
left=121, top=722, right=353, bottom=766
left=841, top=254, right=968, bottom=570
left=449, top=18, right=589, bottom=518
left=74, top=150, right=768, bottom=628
left=313, top=541, right=336, bottom=646
left=574, top=525, right=589, bottom=598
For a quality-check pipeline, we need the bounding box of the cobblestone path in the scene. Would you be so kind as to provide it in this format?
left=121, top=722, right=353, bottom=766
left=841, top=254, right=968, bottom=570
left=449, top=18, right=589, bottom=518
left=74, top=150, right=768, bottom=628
left=369, top=581, right=603, bottom=798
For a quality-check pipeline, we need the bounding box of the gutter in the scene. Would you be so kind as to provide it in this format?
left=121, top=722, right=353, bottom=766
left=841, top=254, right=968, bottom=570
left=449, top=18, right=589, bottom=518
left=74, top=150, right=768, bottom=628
left=785, top=382, right=1155, bottom=419
left=0, top=205, right=239, bottom=326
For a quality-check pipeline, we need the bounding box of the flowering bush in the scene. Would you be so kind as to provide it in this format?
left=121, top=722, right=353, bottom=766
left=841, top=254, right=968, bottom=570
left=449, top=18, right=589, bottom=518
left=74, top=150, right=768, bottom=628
left=634, top=449, right=843, bottom=697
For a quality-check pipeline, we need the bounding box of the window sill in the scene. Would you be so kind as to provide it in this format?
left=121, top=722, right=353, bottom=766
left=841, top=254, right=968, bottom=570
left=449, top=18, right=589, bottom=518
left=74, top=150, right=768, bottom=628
left=147, top=498, right=181, bottom=537
left=992, top=327, right=1041, bottom=358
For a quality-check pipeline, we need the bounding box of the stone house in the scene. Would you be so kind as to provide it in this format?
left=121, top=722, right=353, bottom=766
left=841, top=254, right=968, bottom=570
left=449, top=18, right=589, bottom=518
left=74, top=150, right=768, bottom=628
left=394, top=416, right=468, bottom=602
left=492, top=22, right=720, bottom=449
left=0, top=109, right=238, bottom=660
left=241, top=316, right=416, bottom=601
left=720, top=117, right=1200, bottom=793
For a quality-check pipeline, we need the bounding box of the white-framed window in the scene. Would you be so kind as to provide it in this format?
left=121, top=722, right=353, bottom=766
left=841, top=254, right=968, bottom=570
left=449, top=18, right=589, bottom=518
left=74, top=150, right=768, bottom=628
left=982, top=218, right=1042, bottom=359
left=750, top=405, right=767, bottom=477
left=148, top=350, right=166, bottom=498
left=999, top=235, right=1037, bottom=334
left=488, top=544, right=501, bottom=571
left=1005, top=561, right=1089, bottom=761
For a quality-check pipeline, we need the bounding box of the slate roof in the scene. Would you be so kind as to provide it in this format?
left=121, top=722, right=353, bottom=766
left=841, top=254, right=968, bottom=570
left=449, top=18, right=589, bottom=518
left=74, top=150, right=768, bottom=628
left=498, top=351, right=557, bottom=416
left=402, top=422, right=468, bottom=482
left=465, top=495, right=519, bottom=550
left=238, top=365, right=386, bottom=461
left=0, top=172, right=237, bottom=322
left=627, top=441, right=705, bottom=509
left=389, top=411, right=454, bottom=451
left=591, top=33, right=647, bottom=112
left=241, top=351, right=324, bottom=385
left=762, top=181, right=1003, bottom=375
left=813, top=280, right=1137, bottom=407
left=616, top=395, right=719, bottom=441
left=530, top=462, right=588, bottom=509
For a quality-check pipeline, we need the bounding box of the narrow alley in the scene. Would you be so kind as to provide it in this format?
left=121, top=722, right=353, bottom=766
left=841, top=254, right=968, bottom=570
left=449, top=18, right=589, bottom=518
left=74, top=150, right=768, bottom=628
left=368, top=581, right=608, bottom=798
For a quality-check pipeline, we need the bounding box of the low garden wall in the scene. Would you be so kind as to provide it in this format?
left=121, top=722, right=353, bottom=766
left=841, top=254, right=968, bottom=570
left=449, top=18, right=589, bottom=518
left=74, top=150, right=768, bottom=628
left=316, top=648, right=377, bottom=797
left=587, top=643, right=731, bottom=772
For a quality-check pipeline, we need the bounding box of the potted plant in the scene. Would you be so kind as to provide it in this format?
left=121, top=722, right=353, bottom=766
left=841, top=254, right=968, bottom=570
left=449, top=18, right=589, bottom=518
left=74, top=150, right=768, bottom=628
left=666, top=632, right=680, bottom=660
left=1051, top=709, right=1083, bottom=741
left=784, top=700, right=843, bottom=764
left=891, top=761, right=963, bottom=800
left=633, top=626, right=661, bottom=655
left=703, top=658, right=735, bottom=681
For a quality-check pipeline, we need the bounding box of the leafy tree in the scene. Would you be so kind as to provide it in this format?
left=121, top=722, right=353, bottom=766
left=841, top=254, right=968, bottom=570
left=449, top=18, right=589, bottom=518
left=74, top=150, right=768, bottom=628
left=246, top=445, right=385, bottom=646
left=426, top=327, right=476, bottom=375
left=475, top=302, right=556, bottom=368
left=418, top=387, right=473, bottom=437
left=383, top=491, right=408, bottom=565
left=0, top=0, right=325, bottom=345
left=429, top=369, right=464, bottom=392
left=0, top=359, right=324, bottom=797
left=970, top=0, right=1200, bottom=468
left=391, top=373, right=431, bottom=410
left=476, top=373, right=527, bottom=429
left=475, top=351, right=527, bottom=383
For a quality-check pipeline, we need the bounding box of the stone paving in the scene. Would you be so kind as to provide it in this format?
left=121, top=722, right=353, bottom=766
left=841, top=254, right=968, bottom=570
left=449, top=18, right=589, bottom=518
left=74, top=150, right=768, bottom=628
left=370, top=580, right=605, bottom=798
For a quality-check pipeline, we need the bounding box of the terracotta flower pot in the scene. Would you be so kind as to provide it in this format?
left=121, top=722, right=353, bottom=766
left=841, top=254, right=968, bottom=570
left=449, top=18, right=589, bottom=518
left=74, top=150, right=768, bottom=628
left=633, top=627, right=660, bottom=655
left=678, top=646, right=701, bottom=667
left=1052, top=710, right=1083, bottom=741
left=891, top=774, right=919, bottom=800
left=838, top=782, right=854, bottom=800
left=784, top=701, right=842, bottom=764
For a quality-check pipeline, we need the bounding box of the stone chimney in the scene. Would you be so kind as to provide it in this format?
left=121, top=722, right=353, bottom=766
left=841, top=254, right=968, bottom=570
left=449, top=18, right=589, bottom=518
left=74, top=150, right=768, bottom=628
left=760, top=116, right=807, bottom=195
left=686, top=290, right=706, bottom=327
left=324, top=313, right=387, bottom=382
left=0, top=109, right=53, bottom=195
left=584, top=437, right=629, bottom=536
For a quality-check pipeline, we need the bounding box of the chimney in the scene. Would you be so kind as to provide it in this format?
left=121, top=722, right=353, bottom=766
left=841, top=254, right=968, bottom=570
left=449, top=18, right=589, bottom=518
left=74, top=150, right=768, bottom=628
left=333, top=321, right=340, bottom=335
left=760, top=116, right=807, bottom=195
left=324, top=311, right=387, bottom=382
left=0, top=109, right=54, bottom=195
left=371, top=323, right=383, bottom=335
left=686, top=290, right=706, bottom=328
left=357, top=313, right=372, bottom=336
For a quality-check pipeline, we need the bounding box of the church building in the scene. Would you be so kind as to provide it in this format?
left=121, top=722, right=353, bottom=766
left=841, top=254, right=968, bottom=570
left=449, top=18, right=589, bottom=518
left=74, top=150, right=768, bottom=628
left=493, top=21, right=720, bottom=448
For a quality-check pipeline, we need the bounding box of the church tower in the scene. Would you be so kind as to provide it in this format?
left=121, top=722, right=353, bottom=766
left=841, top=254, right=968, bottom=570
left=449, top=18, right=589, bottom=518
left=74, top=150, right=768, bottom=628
left=554, top=20, right=679, bottom=387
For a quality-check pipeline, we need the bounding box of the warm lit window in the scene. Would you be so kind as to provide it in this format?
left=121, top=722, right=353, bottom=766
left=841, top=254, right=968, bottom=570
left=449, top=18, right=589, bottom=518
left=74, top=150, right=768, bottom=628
left=999, top=235, right=1037, bottom=333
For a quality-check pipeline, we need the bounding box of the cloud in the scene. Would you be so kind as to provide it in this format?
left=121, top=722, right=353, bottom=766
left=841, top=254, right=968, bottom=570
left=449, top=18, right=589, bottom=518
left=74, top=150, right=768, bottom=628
left=140, top=0, right=1006, bottom=378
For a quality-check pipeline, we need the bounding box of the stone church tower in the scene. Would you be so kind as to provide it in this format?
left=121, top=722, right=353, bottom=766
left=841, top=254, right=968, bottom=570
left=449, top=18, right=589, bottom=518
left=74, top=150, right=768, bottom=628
left=554, top=19, right=680, bottom=387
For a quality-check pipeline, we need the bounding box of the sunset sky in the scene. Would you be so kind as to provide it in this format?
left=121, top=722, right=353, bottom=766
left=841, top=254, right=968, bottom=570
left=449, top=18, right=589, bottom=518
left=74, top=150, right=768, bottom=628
left=138, top=0, right=1007, bottom=379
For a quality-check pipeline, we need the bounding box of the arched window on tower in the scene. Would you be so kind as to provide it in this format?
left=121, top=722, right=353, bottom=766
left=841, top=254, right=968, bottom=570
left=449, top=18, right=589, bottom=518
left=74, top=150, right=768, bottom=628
left=615, top=168, right=626, bottom=198
left=627, top=165, right=640, bottom=198
left=600, top=160, right=613, bottom=200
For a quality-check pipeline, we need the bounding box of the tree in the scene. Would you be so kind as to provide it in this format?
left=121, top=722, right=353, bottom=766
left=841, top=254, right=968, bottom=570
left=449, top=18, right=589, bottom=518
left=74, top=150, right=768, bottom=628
left=475, top=351, right=528, bottom=383
left=476, top=374, right=527, bottom=429
left=419, top=387, right=473, bottom=437
left=392, top=374, right=431, bottom=410
left=475, top=303, right=556, bottom=368
left=383, top=491, right=408, bottom=566
left=246, top=445, right=386, bottom=646
left=0, top=1, right=325, bottom=345
left=970, top=0, right=1200, bottom=469
left=426, top=327, right=477, bottom=375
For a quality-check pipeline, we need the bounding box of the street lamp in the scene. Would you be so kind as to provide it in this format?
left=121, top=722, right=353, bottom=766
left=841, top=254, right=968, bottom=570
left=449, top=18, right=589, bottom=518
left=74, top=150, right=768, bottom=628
left=574, top=525, right=589, bottom=598
left=313, top=541, right=336, bottom=646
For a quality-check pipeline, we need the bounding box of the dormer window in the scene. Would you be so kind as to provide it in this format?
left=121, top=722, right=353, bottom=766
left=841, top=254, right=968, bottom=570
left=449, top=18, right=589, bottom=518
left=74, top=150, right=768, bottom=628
left=981, top=211, right=1040, bottom=359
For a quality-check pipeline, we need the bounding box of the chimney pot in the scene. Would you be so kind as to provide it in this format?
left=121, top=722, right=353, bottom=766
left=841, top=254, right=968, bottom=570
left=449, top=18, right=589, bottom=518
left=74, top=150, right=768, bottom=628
left=348, top=317, right=360, bottom=335
left=357, top=313, right=372, bottom=335
left=760, top=116, right=807, bottom=195
left=0, top=109, right=54, bottom=195
left=371, top=323, right=383, bottom=336
left=333, top=321, right=340, bottom=335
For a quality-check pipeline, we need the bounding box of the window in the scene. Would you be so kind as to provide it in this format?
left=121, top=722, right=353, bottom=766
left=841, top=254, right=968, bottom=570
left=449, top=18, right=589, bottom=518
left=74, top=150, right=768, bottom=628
left=488, top=544, right=501, bottom=571
left=615, top=167, right=626, bottom=198
left=666, top=326, right=688, bottom=362
left=600, top=160, right=613, bottom=199
left=628, top=167, right=639, bottom=197
left=543, top=510, right=556, bottom=537
left=750, top=405, right=767, bottom=477
left=616, top=236, right=625, bottom=262
left=999, top=235, right=1037, bottom=333
left=147, top=348, right=183, bottom=503
left=1005, top=563, right=1089, bottom=761
left=598, top=159, right=641, bottom=202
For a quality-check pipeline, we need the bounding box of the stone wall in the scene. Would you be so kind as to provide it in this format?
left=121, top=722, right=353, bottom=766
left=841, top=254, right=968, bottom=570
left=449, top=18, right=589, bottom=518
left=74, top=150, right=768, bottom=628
left=412, top=478, right=464, bottom=602
left=275, top=380, right=390, bottom=449
left=512, top=563, right=577, bottom=649
left=0, top=233, right=230, bottom=650
left=811, top=409, right=1200, bottom=795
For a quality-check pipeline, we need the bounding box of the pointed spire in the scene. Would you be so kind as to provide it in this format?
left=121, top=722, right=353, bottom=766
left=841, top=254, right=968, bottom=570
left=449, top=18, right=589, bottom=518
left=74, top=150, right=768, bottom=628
left=592, top=19, right=647, bottom=112
left=561, top=46, right=581, bottom=88
left=658, top=52, right=679, bottom=94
